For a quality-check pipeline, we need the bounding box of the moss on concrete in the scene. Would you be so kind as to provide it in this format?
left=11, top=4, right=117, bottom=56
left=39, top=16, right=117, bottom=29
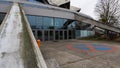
left=19, top=5, right=39, bottom=68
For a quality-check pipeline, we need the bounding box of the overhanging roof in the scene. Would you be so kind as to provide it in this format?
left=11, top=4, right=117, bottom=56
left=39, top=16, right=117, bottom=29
left=0, top=0, right=120, bottom=33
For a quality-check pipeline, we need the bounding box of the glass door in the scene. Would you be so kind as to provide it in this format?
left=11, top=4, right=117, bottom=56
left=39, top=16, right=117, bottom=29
left=44, top=30, right=49, bottom=41
left=55, top=30, right=60, bottom=40
left=37, top=30, right=42, bottom=41
left=50, top=30, right=54, bottom=40
left=60, top=30, right=63, bottom=40
left=64, top=30, right=68, bottom=40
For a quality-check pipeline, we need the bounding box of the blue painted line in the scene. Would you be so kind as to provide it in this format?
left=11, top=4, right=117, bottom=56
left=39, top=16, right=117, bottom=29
left=73, top=44, right=113, bottom=51
left=95, top=47, right=111, bottom=50
left=73, top=45, right=90, bottom=50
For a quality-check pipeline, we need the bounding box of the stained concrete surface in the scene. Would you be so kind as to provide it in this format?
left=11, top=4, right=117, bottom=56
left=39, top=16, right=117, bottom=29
left=41, top=40, right=120, bottom=68
left=0, top=3, right=39, bottom=68
left=0, top=3, right=24, bottom=68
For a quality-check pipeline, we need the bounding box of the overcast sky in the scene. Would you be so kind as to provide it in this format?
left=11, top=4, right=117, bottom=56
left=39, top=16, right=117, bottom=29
left=70, top=0, right=98, bottom=19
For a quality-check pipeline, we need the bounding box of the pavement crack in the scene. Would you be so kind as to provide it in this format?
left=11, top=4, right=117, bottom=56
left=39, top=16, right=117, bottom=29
left=60, top=52, right=109, bottom=66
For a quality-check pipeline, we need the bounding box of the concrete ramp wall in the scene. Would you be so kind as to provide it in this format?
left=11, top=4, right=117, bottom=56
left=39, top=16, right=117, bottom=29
left=0, top=3, right=47, bottom=68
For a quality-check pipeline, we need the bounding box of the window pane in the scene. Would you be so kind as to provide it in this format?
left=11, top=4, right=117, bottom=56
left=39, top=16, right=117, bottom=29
left=36, top=16, right=43, bottom=29
left=54, top=18, right=64, bottom=29
left=27, top=15, right=36, bottom=29
left=43, top=17, right=54, bottom=29
left=68, top=21, right=76, bottom=29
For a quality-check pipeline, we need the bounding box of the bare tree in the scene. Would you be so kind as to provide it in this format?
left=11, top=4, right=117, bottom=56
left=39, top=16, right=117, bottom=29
left=95, top=0, right=120, bottom=26
left=95, top=0, right=120, bottom=39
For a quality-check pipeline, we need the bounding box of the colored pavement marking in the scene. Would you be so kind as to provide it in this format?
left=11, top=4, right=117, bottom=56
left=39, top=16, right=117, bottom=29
left=67, top=44, right=117, bottom=52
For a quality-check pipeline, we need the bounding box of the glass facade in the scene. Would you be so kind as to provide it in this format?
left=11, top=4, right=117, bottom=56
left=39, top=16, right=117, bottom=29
left=27, top=15, right=76, bottom=29
left=27, top=15, right=42, bottom=29
left=54, top=18, right=65, bottom=29
left=26, top=15, right=77, bottom=41
left=0, top=13, right=94, bottom=41
left=36, top=16, right=43, bottom=29
left=68, top=21, right=76, bottom=29
left=43, top=17, right=54, bottom=29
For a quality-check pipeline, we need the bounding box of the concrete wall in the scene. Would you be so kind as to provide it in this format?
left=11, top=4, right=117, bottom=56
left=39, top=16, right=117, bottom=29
left=0, top=1, right=74, bottom=19
left=22, top=5, right=74, bottom=19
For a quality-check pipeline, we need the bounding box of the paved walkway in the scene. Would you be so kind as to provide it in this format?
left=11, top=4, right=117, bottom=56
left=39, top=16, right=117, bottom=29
left=41, top=40, right=120, bottom=68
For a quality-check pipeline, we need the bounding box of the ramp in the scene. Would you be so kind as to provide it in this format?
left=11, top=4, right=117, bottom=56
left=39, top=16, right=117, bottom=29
left=0, top=3, right=47, bottom=68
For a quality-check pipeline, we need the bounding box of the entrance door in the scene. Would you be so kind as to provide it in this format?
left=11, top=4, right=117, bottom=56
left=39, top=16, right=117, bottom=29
left=37, top=30, right=42, bottom=41
left=68, top=29, right=76, bottom=39
left=44, top=30, right=49, bottom=41
left=32, top=29, right=76, bottom=41
left=64, top=30, right=68, bottom=40
left=60, top=30, right=63, bottom=40
left=55, top=30, right=60, bottom=40
left=50, top=30, right=54, bottom=40
left=68, top=30, right=72, bottom=39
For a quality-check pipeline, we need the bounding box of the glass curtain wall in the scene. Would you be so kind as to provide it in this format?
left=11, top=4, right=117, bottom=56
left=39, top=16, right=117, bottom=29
left=27, top=15, right=43, bottom=29
left=43, top=17, right=54, bottom=29
left=27, top=15, right=72, bottom=29
left=26, top=15, right=77, bottom=41
left=54, top=18, right=65, bottom=29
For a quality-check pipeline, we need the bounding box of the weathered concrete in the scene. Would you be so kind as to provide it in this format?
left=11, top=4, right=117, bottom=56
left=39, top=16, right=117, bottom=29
left=41, top=40, right=120, bottom=68
left=19, top=3, right=47, bottom=68
left=0, top=3, right=47, bottom=68
left=0, top=3, right=24, bottom=68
